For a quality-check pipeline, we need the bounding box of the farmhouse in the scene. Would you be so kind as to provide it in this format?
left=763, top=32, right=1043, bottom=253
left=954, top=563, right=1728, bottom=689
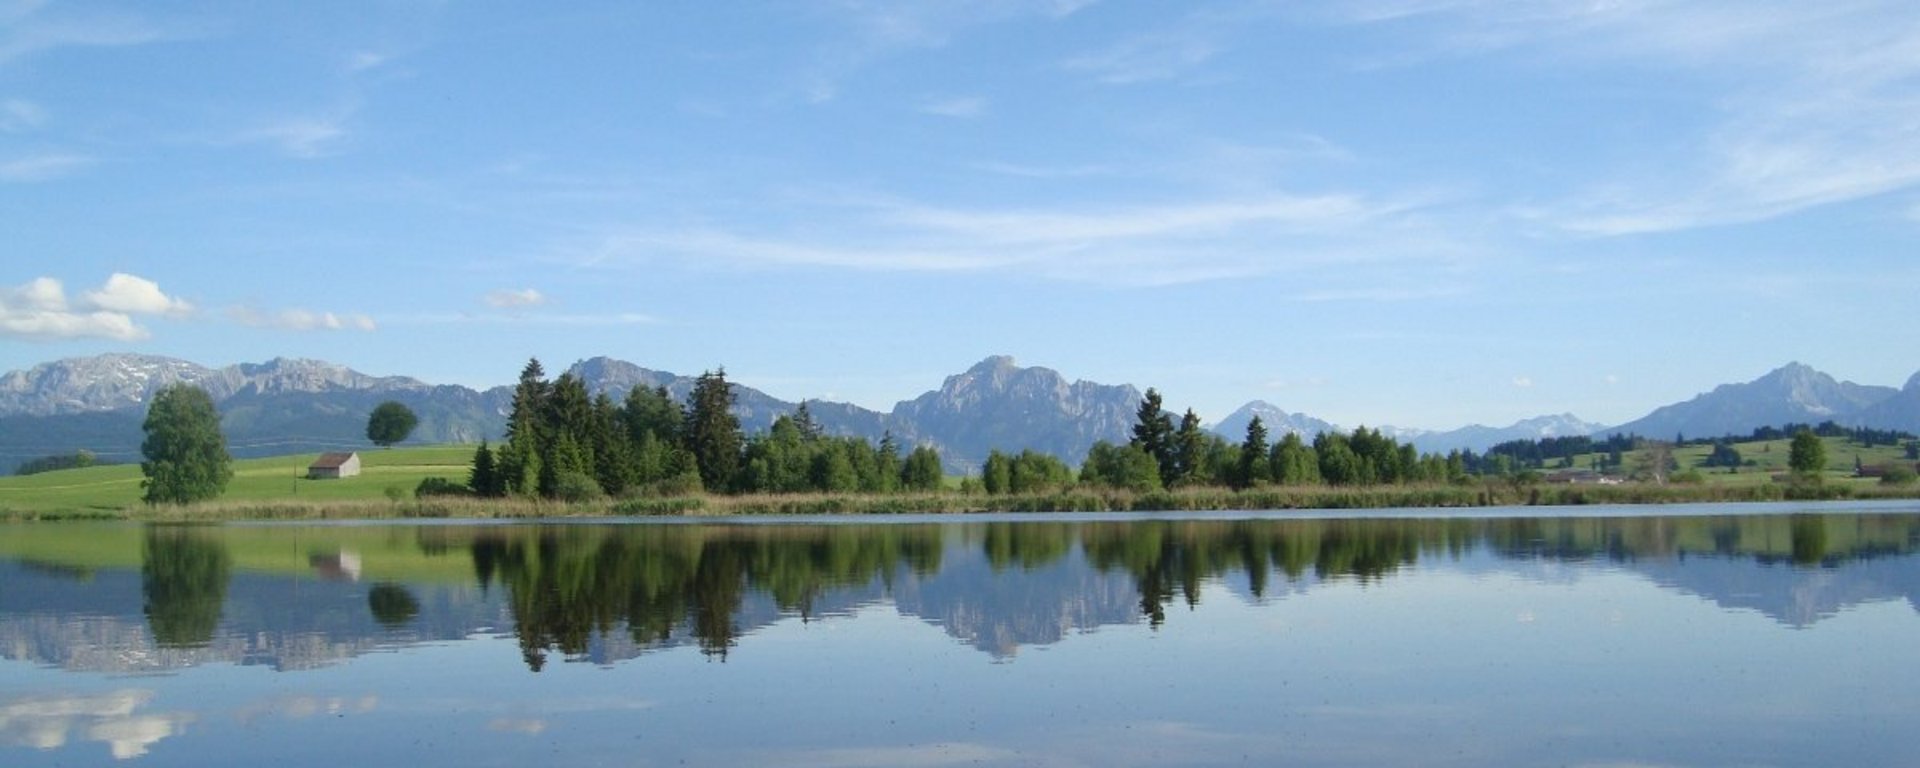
left=308, top=452, right=362, bottom=480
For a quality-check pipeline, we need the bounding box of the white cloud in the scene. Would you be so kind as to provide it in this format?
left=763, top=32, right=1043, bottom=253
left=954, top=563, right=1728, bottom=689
left=0, top=152, right=93, bottom=182
left=0, top=98, right=46, bottom=131
left=0, top=306, right=146, bottom=341
left=0, top=273, right=194, bottom=341
left=84, top=273, right=193, bottom=316
left=483, top=288, right=548, bottom=309
left=228, top=306, right=377, bottom=332
left=11, top=276, right=66, bottom=311
left=1512, top=376, right=1534, bottom=388
left=918, top=95, right=987, bottom=118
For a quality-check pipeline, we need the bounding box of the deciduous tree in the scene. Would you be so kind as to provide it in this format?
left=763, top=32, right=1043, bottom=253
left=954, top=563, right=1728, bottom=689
left=1789, top=429, right=1827, bottom=479
left=140, top=384, right=232, bottom=505
left=366, top=400, right=419, bottom=448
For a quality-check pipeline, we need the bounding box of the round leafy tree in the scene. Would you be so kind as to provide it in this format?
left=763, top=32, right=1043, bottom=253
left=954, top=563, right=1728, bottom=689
left=366, top=400, right=420, bottom=448
left=1789, top=429, right=1827, bottom=479
left=140, top=384, right=233, bottom=505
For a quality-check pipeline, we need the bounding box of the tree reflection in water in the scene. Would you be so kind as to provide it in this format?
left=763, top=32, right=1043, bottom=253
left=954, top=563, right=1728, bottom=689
left=140, top=526, right=231, bottom=648
left=470, top=514, right=1920, bottom=669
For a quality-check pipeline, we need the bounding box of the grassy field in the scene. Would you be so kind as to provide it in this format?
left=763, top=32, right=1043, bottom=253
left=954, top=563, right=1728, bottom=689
left=1567, top=434, right=1914, bottom=490
left=0, top=445, right=474, bottom=513
left=3, top=436, right=1915, bottom=520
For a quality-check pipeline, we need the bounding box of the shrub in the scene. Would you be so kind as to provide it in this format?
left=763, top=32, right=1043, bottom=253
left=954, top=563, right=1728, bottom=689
left=1882, top=464, right=1918, bottom=487
left=554, top=471, right=605, bottom=503
left=414, top=477, right=471, bottom=498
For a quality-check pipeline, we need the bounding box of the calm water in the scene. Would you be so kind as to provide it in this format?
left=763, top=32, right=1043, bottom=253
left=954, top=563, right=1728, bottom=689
left=3, top=503, right=1920, bottom=766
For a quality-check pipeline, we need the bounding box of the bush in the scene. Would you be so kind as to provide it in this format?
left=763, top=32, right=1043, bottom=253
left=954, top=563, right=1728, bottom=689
left=554, top=471, right=605, bottom=503
left=414, top=477, right=472, bottom=498
left=638, top=469, right=703, bottom=497
left=1882, top=464, right=1918, bottom=486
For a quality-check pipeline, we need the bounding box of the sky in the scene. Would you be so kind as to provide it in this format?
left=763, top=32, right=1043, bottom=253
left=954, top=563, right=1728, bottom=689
left=3, top=0, right=1918, bottom=431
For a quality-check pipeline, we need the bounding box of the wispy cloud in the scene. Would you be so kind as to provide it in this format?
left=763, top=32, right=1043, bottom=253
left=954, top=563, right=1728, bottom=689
left=1325, top=0, right=1920, bottom=234
left=396, top=311, right=655, bottom=327
left=798, top=1, right=1095, bottom=103
left=227, top=306, right=377, bottom=332
left=483, top=288, right=548, bottom=309
left=240, top=114, right=351, bottom=159
left=0, top=273, right=192, bottom=341
left=0, top=98, right=45, bottom=131
left=569, top=187, right=1466, bottom=288
left=972, top=160, right=1113, bottom=179
left=734, top=742, right=1021, bottom=768
left=917, top=94, right=987, bottom=118
left=1064, top=32, right=1220, bottom=84
left=0, top=4, right=192, bottom=63
left=0, top=152, right=93, bottom=182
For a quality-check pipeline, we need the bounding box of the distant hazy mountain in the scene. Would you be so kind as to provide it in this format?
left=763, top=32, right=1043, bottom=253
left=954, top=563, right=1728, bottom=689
left=1210, top=401, right=1339, bottom=442
left=1855, top=371, right=1920, bottom=434
left=1408, top=414, right=1608, bottom=454
left=1210, top=402, right=1601, bottom=455
left=891, top=356, right=1139, bottom=473
left=4, top=354, right=1916, bottom=475
left=1606, top=362, right=1901, bottom=440
left=0, top=356, right=508, bottom=466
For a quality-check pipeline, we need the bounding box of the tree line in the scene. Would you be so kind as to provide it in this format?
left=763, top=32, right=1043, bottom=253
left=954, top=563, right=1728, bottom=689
left=1070, top=388, right=1471, bottom=494
left=466, top=359, right=943, bottom=501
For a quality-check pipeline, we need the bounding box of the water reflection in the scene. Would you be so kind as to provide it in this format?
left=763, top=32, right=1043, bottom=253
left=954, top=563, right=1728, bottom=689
left=140, top=528, right=229, bottom=649
left=0, top=511, right=1917, bottom=675
left=0, top=690, right=194, bottom=760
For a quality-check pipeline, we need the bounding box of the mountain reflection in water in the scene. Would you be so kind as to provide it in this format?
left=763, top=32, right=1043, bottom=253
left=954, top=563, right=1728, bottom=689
left=2, top=512, right=1917, bottom=676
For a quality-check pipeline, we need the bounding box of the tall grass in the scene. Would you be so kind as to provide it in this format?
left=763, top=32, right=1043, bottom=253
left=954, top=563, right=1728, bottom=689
left=10, top=477, right=1907, bottom=523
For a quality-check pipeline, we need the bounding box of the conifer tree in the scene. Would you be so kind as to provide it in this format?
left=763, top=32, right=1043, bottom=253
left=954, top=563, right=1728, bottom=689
left=1130, top=388, right=1176, bottom=481
left=685, top=368, right=742, bottom=492
left=1236, top=416, right=1270, bottom=489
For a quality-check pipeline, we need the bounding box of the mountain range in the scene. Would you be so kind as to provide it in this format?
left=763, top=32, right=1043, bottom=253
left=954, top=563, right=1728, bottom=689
left=1, top=354, right=1916, bottom=475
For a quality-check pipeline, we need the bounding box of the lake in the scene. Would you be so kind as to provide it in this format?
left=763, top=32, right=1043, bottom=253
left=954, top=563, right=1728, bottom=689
left=3, top=502, right=1919, bottom=766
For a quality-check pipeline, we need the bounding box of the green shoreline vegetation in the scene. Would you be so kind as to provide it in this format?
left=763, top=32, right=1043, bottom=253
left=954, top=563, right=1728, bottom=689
left=3, top=357, right=1918, bottom=521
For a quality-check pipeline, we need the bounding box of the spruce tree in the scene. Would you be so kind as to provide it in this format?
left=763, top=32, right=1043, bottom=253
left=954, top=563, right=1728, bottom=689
left=1130, top=388, right=1176, bottom=481
left=684, top=368, right=742, bottom=492
left=1236, top=416, right=1270, bottom=490
left=503, top=358, right=550, bottom=496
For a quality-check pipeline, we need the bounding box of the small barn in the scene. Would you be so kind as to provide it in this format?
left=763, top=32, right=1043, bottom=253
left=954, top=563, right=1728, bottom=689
left=308, top=452, right=362, bottom=480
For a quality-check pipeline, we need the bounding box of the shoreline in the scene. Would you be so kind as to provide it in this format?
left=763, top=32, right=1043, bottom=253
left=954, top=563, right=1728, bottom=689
left=7, top=481, right=1918, bottom=522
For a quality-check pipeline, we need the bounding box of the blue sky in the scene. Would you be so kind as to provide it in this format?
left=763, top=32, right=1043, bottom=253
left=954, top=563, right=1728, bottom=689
left=3, top=0, right=1917, bottom=430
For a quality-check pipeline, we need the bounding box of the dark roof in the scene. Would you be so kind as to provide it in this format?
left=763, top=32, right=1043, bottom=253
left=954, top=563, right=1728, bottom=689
left=309, top=452, right=358, bottom=469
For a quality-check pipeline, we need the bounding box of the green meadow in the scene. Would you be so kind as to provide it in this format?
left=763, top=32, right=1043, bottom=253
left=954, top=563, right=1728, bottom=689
left=0, top=445, right=475, bottom=514
left=2, top=435, right=1915, bottom=521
